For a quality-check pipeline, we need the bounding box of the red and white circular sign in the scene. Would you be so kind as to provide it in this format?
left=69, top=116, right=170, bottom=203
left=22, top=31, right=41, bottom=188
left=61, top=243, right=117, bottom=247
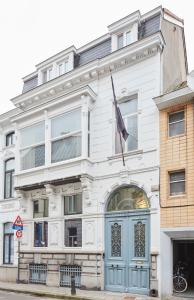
left=16, top=230, right=22, bottom=238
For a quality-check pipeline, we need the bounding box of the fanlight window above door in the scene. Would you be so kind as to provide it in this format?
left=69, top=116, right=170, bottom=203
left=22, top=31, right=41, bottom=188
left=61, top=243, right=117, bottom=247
left=107, top=186, right=150, bottom=212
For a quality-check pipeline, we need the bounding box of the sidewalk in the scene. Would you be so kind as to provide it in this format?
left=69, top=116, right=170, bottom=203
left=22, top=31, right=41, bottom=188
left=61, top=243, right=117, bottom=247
left=0, top=281, right=159, bottom=300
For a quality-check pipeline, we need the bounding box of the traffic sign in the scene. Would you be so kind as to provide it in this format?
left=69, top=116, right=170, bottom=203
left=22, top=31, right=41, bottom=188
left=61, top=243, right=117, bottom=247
left=16, top=230, right=22, bottom=238
left=13, top=215, right=23, bottom=231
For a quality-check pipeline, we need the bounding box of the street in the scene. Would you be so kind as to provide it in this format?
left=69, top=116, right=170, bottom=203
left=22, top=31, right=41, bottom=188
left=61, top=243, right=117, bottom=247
left=0, top=291, right=53, bottom=300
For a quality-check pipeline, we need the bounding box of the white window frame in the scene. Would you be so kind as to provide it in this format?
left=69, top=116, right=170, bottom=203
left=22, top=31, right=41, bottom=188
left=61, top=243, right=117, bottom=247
left=168, top=110, right=185, bottom=137
left=57, top=60, right=68, bottom=76
left=64, top=194, right=82, bottom=215
left=116, top=97, right=138, bottom=153
left=42, top=67, right=53, bottom=83
left=20, top=121, right=45, bottom=170
left=117, top=30, right=132, bottom=49
left=50, top=108, right=82, bottom=163
left=169, top=170, right=185, bottom=196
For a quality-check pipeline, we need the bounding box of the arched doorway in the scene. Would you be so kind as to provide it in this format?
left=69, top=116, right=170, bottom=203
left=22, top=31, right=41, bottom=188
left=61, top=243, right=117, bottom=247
left=105, top=185, right=150, bottom=294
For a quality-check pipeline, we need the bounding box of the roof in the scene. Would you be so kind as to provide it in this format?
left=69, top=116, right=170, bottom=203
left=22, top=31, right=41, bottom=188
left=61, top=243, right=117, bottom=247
left=23, top=11, right=161, bottom=93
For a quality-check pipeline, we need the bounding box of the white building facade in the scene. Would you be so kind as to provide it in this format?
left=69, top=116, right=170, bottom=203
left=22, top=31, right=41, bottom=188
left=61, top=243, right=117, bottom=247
left=0, top=6, right=187, bottom=297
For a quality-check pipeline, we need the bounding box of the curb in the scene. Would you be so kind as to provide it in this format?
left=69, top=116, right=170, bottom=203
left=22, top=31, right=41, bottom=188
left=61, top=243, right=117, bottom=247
left=0, top=287, right=92, bottom=300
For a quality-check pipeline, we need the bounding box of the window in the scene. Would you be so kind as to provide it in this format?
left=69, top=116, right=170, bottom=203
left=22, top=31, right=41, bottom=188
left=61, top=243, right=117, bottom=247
left=42, top=67, right=52, bottom=83
left=6, top=132, right=15, bottom=147
left=33, top=199, right=48, bottom=218
left=169, top=171, right=185, bottom=195
left=58, top=61, right=68, bottom=76
left=20, top=122, right=45, bottom=170
left=65, top=219, right=82, bottom=247
left=107, top=186, right=150, bottom=212
left=117, top=31, right=132, bottom=49
left=126, top=31, right=131, bottom=45
left=3, top=223, right=14, bottom=264
left=51, top=109, right=81, bottom=163
left=169, top=111, right=185, bottom=137
left=4, top=158, right=14, bottom=199
left=64, top=194, right=82, bottom=215
left=115, top=96, right=138, bottom=153
left=34, top=222, right=48, bottom=247
left=117, top=34, right=123, bottom=49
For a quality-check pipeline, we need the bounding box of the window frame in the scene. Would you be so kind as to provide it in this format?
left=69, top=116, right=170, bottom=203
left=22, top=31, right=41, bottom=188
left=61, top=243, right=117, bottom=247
left=34, top=221, right=48, bottom=247
left=65, top=219, right=82, bottom=248
left=4, top=158, right=15, bottom=199
left=168, top=110, right=185, bottom=137
left=64, top=194, right=82, bottom=215
left=20, top=121, right=45, bottom=170
left=42, top=67, right=53, bottom=83
left=5, top=131, right=15, bottom=147
left=3, top=223, right=14, bottom=265
left=169, top=170, right=186, bottom=196
left=50, top=108, right=82, bottom=163
left=57, top=60, right=68, bottom=76
left=33, top=198, right=49, bottom=218
left=115, top=96, right=138, bottom=154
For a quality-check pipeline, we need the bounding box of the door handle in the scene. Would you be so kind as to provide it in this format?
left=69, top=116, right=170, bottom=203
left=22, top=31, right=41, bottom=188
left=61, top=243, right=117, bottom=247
left=135, top=265, right=138, bottom=268
left=111, top=264, right=114, bottom=268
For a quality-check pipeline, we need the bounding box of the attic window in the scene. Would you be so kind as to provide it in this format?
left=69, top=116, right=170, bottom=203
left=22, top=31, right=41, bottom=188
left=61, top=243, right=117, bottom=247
left=118, top=34, right=123, bottom=49
left=117, top=31, right=132, bottom=50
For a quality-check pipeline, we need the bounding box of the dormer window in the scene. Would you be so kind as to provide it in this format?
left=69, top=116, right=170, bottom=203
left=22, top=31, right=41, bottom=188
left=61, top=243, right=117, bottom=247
left=117, top=30, right=132, bottom=50
left=118, top=34, right=123, bottom=49
left=126, top=31, right=132, bottom=45
left=58, top=60, right=68, bottom=76
left=42, top=67, right=53, bottom=83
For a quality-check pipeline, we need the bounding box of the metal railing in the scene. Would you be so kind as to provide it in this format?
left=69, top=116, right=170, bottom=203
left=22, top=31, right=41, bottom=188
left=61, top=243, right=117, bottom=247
left=29, top=264, right=47, bottom=284
left=60, top=265, right=81, bottom=287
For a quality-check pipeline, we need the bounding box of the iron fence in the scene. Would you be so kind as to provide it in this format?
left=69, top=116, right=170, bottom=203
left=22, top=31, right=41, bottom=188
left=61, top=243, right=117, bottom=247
left=29, top=264, right=47, bottom=284
left=60, top=265, right=81, bottom=287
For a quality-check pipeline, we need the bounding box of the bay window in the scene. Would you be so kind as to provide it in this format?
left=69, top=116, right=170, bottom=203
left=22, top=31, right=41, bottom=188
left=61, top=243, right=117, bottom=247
left=51, top=109, right=81, bottom=163
left=20, top=122, right=45, bottom=170
left=115, top=96, right=138, bottom=153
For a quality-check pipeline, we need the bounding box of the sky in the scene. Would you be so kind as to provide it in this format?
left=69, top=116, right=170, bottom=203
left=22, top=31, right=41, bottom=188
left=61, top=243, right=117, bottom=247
left=0, top=0, right=193, bottom=114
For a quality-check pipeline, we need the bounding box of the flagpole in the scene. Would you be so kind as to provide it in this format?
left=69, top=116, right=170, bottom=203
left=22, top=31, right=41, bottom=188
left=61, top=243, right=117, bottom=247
left=118, top=130, right=125, bottom=166
left=110, top=71, right=126, bottom=167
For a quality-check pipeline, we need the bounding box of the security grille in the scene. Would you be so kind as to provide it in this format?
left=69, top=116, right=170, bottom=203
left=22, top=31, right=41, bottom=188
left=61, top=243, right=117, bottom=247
left=60, top=265, right=81, bottom=287
left=29, top=264, right=47, bottom=284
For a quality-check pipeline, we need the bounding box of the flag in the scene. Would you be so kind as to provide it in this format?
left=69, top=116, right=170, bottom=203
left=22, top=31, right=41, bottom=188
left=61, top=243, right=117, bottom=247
left=110, top=75, right=129, bottom=141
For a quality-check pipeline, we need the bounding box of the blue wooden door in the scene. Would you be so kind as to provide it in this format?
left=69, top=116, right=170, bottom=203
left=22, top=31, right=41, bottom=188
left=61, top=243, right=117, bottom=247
left=105, top=213, right=150, bottom=294
left=127, top=215, right=150, bottom=294
left=105, top=217, right=126, bottom=292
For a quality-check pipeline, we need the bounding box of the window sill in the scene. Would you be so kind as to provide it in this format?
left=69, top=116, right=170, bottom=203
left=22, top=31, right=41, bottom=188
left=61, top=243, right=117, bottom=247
left=168, top=133, right=186, bottom=140
left=0, top=197, right=17, bottom=202
left=1, top=264, right=15, bottom=267
left=3, top=145, right=15, bottom=151
left=108, top=149, right=143, bottom=161
left=168, top=194, right=186, bottom=199
left=16, top=157, right=91, bottom=176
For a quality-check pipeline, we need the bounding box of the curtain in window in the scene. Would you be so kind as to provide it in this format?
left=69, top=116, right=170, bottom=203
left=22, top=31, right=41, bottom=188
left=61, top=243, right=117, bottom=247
left=21, top=145, right=45, bottom=170
left=52, top=134, right=81, bottom=163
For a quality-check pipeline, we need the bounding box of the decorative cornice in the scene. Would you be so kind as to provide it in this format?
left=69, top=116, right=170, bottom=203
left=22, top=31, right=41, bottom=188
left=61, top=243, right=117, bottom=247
left=11, top=32, right=164, bottom=112
left=11, top=86, right=97, bottom=122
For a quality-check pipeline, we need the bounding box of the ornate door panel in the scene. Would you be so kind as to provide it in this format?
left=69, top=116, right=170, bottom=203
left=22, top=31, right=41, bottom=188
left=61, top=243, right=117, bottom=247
left=105, top=218, right=126, bottom=291
left=128, top=216, right=150, bottom=294
left=105, top=213, right=150, bottom=294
